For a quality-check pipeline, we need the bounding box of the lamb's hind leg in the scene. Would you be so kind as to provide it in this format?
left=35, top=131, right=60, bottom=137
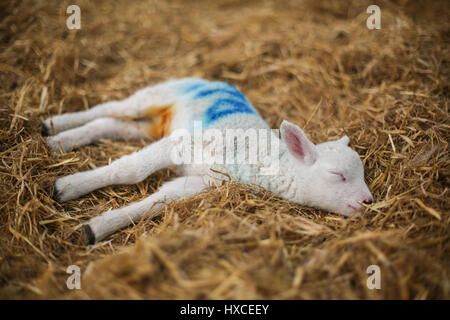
left=46, top=117, right=150, bottom=153
left=85, top=175, right=211, bottom=244
left=42, top=78, right=205, bottom=135
left=54, top=136, right=176, bottom=201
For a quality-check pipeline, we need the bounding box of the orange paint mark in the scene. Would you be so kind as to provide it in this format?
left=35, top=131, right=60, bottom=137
left=144, top=105, right=174, bottom=139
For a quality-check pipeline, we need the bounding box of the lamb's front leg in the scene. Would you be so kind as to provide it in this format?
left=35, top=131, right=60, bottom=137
left=54, top=136, right=175, bottom=201
left=85, top=175, right=210, bottom=244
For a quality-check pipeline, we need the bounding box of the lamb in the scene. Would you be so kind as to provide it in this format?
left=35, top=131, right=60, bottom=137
left=42, top=78, right=374, bottom=244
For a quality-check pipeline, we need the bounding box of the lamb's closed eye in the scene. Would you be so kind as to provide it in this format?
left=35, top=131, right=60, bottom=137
left=328, top=170, right=346, bottom=182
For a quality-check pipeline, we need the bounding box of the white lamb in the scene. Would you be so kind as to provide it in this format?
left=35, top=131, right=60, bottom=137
left=42, top=78, right=374, bottom=244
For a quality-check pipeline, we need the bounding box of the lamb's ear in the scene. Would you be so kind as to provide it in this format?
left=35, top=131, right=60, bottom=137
left=280, top=120, right=317, bottom=165
left=337, top=135, right=350, bottom=145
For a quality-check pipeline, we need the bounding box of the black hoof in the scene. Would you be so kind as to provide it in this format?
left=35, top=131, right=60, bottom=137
left=52, top=187, right=61, bottom=202
left=84, top=224, right=96, bottom=245
left=41, top=123, right=50, bottom=136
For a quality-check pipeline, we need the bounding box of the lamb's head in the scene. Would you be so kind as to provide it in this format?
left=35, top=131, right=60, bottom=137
left=280, top=120, right=373, bottom=217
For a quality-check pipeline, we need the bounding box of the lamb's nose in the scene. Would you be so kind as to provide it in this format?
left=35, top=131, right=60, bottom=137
left=363, top=197, right=373, bottom=205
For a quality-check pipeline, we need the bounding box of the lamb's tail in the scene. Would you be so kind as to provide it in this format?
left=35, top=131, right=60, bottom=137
left=141, top=105, right=175, bottom=139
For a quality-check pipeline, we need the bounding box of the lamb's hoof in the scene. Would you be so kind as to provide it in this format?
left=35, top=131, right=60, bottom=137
left=84, top=224, right=96, bottom=245
left=52, top=186, right=61, bottom=202
left=41, top=123, right=50, bottom=136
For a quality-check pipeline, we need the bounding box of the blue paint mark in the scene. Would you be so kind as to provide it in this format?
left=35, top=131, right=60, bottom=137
left=204, top=98, right=255, bottom=126
left=214, top=82, right=244, bottom=95
left=194, top=88, right=247, bottom=102
left=182, top=83, right=206, bottom=94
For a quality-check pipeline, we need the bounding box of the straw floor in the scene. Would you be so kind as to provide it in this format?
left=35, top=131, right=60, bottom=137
left=0, top=0, right=448, bottom=299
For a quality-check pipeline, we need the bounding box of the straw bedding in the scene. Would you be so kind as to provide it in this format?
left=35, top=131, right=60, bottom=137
left=0, top=0, right=448, bottom=299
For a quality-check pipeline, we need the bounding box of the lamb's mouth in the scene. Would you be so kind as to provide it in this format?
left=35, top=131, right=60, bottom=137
left=348, top=204, right=363, bottom=211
